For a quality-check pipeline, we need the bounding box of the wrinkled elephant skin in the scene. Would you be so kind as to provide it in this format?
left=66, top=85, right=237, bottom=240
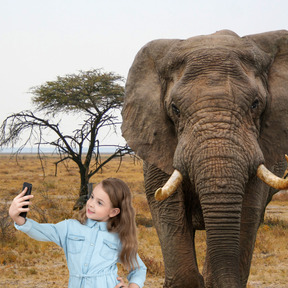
left=121, top=30, right=288, bottom=288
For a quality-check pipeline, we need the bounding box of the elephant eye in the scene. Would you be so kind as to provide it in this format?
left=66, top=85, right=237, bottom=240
left=172, top=103, right=180, bottom=117
left=251, top=99, right=259, bottom=109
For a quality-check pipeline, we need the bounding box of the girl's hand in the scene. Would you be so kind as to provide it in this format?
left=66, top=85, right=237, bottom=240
left=114, top=277, right=127, bottom=288
left=9, top=188, right=33, bottom=226
left=114, top=277, right=140, bottom=288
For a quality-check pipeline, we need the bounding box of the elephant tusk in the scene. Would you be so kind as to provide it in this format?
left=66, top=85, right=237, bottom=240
left=257, top=155, right=288, bottom=190
left=155, top=169, right=183, bottom=201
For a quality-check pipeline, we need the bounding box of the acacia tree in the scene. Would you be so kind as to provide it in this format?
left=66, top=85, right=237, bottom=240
left=0, top=69, right=131, bottom=208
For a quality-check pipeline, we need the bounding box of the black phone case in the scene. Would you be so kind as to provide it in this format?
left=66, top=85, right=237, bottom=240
left=19, top=182, right=32, bottom=218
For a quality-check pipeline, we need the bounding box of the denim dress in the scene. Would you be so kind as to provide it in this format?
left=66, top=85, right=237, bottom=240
left=15, top=218, right=147, bottom=288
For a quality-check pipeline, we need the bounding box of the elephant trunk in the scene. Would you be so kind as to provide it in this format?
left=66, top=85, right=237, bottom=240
left=200, top=192, right=243, bottom=287
left=195, top=153, right=245, bottom=287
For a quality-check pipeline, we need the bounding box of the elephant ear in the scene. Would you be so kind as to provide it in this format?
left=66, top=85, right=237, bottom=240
left=245, top=30, right=288, bottom=169
left=121, top=39, right=179, bottom=174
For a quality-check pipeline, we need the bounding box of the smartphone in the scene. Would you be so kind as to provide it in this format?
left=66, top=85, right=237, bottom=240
left=19, top=182, right=33, bottom=218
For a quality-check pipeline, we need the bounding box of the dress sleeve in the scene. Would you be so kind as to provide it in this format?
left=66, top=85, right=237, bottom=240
left=127, top=254, right=147, bottom=288
left=14, top=218, right=68, bottom=248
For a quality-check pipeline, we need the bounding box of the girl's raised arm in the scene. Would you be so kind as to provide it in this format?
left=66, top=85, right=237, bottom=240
left=9, top=189, right=34, bottom=226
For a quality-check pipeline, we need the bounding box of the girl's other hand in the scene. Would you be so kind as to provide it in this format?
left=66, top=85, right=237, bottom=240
left=114, top=277, right=140, bottom=288
left=114, top=277, right=128, bottom=288
left=9, top=188, right=33, bottom=226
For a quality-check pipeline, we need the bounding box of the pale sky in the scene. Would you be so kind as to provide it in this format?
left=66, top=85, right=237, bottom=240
left=0, top=0, right=287, bottom=148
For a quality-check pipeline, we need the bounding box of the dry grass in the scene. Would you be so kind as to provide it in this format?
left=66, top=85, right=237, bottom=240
left=0, top=154, right=287, bottom=287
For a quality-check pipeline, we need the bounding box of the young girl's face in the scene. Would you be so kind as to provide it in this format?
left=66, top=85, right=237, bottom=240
left=86, top=183, right=120, bottom=222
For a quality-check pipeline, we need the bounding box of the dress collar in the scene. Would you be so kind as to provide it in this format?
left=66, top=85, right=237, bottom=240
left=86, top=218, right=108, bottom=231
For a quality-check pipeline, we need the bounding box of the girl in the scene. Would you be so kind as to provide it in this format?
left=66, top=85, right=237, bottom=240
left=9, top=178, right=147, bottom=288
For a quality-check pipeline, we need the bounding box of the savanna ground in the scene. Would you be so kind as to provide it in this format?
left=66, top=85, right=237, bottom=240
left=0, top=154, right=287, bottom=288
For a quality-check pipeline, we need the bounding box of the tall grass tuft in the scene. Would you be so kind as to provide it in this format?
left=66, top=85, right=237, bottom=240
left=0, top=202, right=15, bottom=244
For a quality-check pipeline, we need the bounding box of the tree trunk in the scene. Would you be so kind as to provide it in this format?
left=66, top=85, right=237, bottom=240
left=73, top=165, right=89, bottom=210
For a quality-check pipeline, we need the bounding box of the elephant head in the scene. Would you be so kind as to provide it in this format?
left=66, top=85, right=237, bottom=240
left=121, top=30, right=288, bottom=287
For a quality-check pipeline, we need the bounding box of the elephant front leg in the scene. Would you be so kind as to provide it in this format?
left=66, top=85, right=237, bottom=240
left=239, top=181, right=268, bottom=287
left=143, top=163, right=204, bottom=288
left=239, top=206, right=264, bottom=287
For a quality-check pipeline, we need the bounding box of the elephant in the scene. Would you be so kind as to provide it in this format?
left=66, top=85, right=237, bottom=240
left=121, top=30, right=288, bottom=288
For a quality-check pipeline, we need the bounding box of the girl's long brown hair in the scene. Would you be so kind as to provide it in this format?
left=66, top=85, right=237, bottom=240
left=78, top=178, right=138, bottom=270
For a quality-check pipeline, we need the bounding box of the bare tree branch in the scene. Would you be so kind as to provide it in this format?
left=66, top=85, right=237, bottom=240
left=0, top=69, right=131, bottom=209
